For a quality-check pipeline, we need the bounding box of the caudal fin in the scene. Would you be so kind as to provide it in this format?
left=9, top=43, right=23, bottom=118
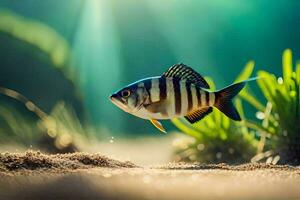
left=214, top=78, right=257, bottom=121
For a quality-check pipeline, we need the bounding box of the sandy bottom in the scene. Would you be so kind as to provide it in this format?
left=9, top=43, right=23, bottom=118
left=1, top=151, right=300, bottom=200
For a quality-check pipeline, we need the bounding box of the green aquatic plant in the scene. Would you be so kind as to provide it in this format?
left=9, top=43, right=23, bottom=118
left=0, top=9, right=74, bottom=80
left=0, top=102, right=38, bottom=146
left=171, top=62, right=258, bottom=163
left=0, top=9, right=84, bottom=119
left=242, top=49, right=300, bottom=165
left=40, top=101, right=93, bottom=152
left=0, top=87, right=91, bottom=153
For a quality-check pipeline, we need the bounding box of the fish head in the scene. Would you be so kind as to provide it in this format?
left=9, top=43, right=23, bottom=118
left=109, top=82, right=148, bottom=114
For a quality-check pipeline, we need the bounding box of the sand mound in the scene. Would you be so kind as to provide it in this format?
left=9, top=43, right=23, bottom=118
left=0, top=151, right=138, bottom=172
left=1, top=151, right=298, bottom=174
left=157, top=162, right=297, bottom=170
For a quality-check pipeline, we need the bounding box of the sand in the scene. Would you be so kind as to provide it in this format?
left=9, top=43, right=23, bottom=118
left=1, top=151, right=300, bottom=200
left=0, top=150, right=137, bottom=172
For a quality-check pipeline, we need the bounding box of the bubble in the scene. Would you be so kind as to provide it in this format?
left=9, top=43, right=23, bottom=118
left=256, top=111, right=265, bottom=120
left=277, top=77, right=283, bottom=84
left=216, top=152, right=222, bottom=159
left=109, top=136, right=114, bottom=143
left=197, top=144, right=205, bottom=151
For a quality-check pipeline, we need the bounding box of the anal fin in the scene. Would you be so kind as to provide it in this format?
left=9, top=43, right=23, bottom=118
left=184, top=107, right=213, bottom=123
left=150, top=119, right=167, bottom=133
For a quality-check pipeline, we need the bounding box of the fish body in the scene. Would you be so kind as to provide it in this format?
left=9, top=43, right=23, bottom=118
left=110, top=63, right=252, bottom=133
left=120, top=76, right=212, bottom=120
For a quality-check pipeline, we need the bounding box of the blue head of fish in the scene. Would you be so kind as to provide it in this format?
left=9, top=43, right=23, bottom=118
left=109, top=81, right=149, bottom=114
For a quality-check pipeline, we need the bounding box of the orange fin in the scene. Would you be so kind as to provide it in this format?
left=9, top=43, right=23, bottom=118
left=150, top=119, right=167, bottom=133
left=184, top=107, right=213, bottom=123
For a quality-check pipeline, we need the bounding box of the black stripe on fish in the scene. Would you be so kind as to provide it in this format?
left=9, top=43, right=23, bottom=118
left=196, top=87, right=201, bottom=107
left=173, top=78, right=181, bottom=115
left=134, top=93, right=139, bottom=107
left=186, top=82, right=193, bottom=112
left=144, top=79, right=152, bottom=102
left=159, top=77, right=167, bottom=101
left=205, top=91, right=210, bottom=106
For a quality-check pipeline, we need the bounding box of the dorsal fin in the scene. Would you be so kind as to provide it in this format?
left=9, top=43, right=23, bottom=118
left=162, top=63, right=210, bottom=89
left=184, top=107, right=213, bottom=123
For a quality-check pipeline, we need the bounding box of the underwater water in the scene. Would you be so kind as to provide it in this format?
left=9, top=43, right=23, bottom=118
left=1, top=0, right=300, bottom=134
left=0, top=0, right=300, bottom=165
left=1, top=1, right=300, bottom=200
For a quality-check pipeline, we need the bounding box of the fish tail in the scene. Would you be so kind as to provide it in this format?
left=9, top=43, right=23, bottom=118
left=214, top=77, right=257, bottom=121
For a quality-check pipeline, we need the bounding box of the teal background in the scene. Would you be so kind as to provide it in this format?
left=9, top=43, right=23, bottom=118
left=1, top=0, right=300, bottom=135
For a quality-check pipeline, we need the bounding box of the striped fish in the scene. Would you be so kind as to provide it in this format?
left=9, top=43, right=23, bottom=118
left=110, top=64, right=254, bottom=133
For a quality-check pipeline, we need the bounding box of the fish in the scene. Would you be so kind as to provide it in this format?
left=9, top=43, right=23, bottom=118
left=109, top=63, right=255, bottom=133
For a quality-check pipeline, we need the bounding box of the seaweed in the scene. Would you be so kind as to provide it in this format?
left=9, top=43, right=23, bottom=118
left=242, top=49, right=300, bottom=165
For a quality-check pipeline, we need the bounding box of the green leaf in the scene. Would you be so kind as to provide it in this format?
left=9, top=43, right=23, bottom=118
left=257, top=71, right=277, bottom=102
left=239, top=90, right=265, bottom=111
left=235, top=61, right=266, bottom=111
left=0, top=10, right=72, bottom=73
left=296, top=61, right=300, bottom=84
left=171, top=118, right=203, bottom=140
left=204, top=77, right=216, bottom=90
left=282, top=49, right=293, bottom=82
left=235, top=60, right=255, bottom=82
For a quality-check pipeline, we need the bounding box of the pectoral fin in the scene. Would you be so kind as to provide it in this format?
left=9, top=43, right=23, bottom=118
left=150, top=119, right=167, bottom=133
left=145, top=100, right=168, bottom=115
left=144, top=100, right=167, bottom=113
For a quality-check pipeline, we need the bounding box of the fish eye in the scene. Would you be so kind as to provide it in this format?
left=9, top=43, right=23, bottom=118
left=121, top=90, right=131, bottom=98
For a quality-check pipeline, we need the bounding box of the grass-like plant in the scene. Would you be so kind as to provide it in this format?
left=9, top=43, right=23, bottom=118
left=241, top=49, right=300, bottom=165
left=171, top=62, right=258, bottom=164
left=0, top=87, right=90, bottom=153
left=172, top=49, right=300, bottom=165
left=0, top=101, right=39, bottom=146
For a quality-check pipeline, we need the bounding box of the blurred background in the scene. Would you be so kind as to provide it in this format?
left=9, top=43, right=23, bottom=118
left=1, top=0, right=300, bottom=165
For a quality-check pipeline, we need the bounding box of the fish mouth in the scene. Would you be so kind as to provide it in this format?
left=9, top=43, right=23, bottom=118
left=109, top=94, right=119, bottom=101
left=109, top=94, right=129, bottom=112
left=109, top=93, right=144, bottom=113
